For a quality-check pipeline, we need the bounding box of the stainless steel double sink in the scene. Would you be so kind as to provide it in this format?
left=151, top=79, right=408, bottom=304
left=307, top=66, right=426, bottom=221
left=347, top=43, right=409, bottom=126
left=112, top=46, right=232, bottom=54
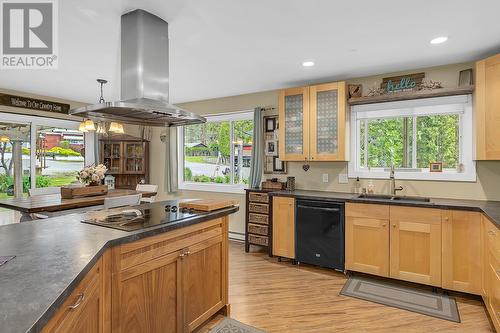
left=356, top=194, right=431, bottom=203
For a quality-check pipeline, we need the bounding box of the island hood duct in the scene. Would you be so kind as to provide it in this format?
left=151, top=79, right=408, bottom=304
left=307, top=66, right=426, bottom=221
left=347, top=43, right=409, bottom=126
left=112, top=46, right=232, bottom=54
left=70, top=9, right=206, bottom=127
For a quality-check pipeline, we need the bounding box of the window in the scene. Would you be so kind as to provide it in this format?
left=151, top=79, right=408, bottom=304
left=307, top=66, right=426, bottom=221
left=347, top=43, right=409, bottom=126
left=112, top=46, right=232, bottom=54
left=179, top=111, right=254, bottom=193
left=0, top=112, right=94, bottom=199
left=349, top=95, right=475, bottom=181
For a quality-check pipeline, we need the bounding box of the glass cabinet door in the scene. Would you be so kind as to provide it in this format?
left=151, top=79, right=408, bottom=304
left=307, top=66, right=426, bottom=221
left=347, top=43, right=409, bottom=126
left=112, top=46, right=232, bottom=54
left=102, top=142, right=122, bottom=173
left=310, top=82, right=346, bottom=161
left=279, top=87, right=310, bottom=161
left=124, top=142, right=145, bottom=174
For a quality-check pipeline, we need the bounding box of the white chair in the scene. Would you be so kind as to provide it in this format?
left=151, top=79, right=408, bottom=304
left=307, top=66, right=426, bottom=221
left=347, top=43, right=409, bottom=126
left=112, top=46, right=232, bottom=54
left=28, top=187, right=60, bottom=196
left=104, top=194, right=142, bottom=209
left=136, top=184, right=158, bottom=203
left=28, top=187, right=61, bottom=219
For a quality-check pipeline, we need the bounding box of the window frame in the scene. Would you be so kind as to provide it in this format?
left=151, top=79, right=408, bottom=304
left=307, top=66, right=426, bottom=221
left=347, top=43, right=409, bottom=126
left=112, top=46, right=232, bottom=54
left=0, top=111, right=95, bottom=190
left=348, top=95, right=476, bottom=182
left=178, top=110, right=254, bottom=194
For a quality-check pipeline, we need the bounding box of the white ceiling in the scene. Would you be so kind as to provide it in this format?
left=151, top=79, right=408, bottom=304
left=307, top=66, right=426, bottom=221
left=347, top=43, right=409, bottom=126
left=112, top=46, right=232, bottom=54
left=2, top=0, right=500, bottom=104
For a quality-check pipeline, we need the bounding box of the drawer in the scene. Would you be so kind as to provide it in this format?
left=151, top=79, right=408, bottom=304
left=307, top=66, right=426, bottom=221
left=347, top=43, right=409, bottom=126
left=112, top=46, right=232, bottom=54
left=119, top=218, right=223, bottom=270
left=248, top=234, right=268, bottom=246
left=249, top=192, right=269, bottom=203
left=248, top=223, right=268, bottom=236
left=249, top=202, right=269, bottom=214
left=346, top=202, right=389, bottom=220
left=249, top=213, right=269, bottom=225
left=485, top=216, right=500, bottom=259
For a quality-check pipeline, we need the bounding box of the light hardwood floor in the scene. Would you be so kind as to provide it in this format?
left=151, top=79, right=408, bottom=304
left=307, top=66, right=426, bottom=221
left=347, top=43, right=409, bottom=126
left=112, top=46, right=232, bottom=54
left=220, top=241, right=493, bottom=333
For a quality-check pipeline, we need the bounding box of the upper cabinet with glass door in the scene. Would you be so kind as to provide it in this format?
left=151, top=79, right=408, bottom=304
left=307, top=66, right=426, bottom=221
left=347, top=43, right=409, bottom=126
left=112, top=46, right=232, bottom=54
left=279, top=82, right=347, bottom=161
left=279, top=87, right=310, bottom=161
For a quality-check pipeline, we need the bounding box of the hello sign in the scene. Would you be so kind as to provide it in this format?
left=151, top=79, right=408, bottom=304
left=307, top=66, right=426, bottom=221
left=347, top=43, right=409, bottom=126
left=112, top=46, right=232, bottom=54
left=381, top=72, right=425, bottom=93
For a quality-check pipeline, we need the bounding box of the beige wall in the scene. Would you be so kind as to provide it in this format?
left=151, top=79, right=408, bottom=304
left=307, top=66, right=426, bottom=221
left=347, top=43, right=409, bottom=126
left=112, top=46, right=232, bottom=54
left=147, top=61, right=500, bottom=235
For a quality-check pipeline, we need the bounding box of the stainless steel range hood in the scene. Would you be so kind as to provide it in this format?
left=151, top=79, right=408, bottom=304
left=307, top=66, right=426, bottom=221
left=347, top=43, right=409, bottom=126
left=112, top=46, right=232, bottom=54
left=70, top=9, right=205, bottom=127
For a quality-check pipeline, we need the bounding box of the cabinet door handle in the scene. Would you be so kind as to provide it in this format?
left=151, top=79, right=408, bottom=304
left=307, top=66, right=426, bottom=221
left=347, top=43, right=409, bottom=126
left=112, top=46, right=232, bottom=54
left=392, top=224, right=396, bottom=228
left=382, top=223, right=386, bottom=227
left=444, top=217, right=449, bottom=221
left=68, top=293, right=85, bottom=310
left=185, top=250, right=191, bottom=256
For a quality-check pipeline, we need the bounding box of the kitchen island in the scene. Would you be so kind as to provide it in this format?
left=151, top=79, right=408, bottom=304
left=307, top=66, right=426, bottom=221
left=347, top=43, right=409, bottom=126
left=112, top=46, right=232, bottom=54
left=0, top=200, right=238, bottom=333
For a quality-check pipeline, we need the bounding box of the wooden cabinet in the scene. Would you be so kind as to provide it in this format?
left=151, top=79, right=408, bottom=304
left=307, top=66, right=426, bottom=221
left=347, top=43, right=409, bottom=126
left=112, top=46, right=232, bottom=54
left=483, top=216, right=500, bottom=331
left=100, top=134, right=149, bottom=189
left=345, top=203, right=390, bottom=277
left=390, top=206, right=442, bottom=287
left=279, top=82, right=347, bottom=162
left=475, top=53, right=500, bottom=160
left=442, top=210, right=482, bottom=294
left=272, top=196, right=295, bottom=259
left=42, top=257, right=106, bottom=333
left=279, top=87, right=310, bottom=161
left=111, top=217, right=228, bottom=333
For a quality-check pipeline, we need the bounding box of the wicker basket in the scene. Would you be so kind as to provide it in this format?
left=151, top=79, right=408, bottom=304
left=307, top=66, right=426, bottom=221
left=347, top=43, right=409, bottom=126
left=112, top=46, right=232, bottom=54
left=248, top=192, right=269, bottom=203
left=248, top=223, right=268, bottom=236
left=249, top=203, right=269, bottom=214
left=248, top=213, right=269, bottom=225
left=248, top=234, right=268, bottom=246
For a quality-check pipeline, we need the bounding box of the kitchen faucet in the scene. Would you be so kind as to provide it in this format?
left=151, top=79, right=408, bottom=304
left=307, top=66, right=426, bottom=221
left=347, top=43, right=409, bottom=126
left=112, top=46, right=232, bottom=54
left=389, top=166, right=403, bottom=196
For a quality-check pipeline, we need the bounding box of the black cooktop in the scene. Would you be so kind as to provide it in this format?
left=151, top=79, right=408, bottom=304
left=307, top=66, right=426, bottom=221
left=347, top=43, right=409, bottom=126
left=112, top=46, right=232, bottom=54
left=81, top=202, right=199, bottom=231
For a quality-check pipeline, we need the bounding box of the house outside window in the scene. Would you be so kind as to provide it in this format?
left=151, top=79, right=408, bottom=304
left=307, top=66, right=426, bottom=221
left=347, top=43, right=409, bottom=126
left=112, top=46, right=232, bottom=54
left=348, top=95, right=475, bottom=181
left=178, top=111, right=254, bottom=193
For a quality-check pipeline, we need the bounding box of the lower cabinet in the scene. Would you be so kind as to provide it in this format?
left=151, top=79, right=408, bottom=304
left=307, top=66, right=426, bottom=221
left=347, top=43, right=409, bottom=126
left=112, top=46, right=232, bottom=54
left=42, top=257, right=104, bottom=333
left=345, top=203, right=390, bottom=277
left=484, top=215, right=500, bottom=331
left=272, top=197, right=295, bottom=259
left=111, top=217, right=228, bottom=333
left=390, top=206, right=442, bottom=287
left=42, top=217, right=229, bottom=333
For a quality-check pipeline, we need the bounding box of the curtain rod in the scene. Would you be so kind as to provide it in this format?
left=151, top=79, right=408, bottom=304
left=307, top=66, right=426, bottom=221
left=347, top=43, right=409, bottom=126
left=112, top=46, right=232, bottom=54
left=203, top=106, right=276, bottom=117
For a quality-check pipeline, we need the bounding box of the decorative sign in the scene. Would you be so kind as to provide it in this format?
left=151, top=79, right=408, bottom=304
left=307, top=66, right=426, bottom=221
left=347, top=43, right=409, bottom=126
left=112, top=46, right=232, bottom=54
left=381, top=72, right=425, bottom=93
left=0, top=93, right=70, bottom=114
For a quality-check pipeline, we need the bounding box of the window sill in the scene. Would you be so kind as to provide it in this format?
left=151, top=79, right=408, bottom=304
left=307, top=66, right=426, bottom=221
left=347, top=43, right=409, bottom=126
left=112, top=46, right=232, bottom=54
left=348, top=168, right=477, bottom=182
left=178, top=182, right=248, bottom=194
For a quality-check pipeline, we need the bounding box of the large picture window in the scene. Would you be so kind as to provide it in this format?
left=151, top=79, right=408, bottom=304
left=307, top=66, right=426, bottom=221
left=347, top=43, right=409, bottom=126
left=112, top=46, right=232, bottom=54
left=349, top=95, right=475, bottom=181
left=179, top=111, right=253, bottom=193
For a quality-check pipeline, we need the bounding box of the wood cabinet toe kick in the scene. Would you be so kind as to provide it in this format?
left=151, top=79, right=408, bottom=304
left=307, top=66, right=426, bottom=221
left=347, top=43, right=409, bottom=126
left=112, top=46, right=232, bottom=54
left=41, top=216, right=230, bottom=333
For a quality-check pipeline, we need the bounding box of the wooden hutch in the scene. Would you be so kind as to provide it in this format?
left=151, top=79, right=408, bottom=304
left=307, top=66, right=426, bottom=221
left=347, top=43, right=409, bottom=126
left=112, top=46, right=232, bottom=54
left=99, top=134, right=149, bottom=189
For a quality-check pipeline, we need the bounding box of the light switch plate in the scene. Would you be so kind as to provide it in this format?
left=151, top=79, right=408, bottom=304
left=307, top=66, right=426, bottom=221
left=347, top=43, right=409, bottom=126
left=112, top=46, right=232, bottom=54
left=338, top=174, right=349, bottom=184
left=322, top=173, right=329, bottom=183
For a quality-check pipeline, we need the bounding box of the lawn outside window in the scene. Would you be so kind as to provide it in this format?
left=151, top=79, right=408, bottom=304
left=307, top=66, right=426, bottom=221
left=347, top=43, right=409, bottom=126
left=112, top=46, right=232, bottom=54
left=348, top=95, right=476, bottom=182
left=178, top=110, right=254, bottom=194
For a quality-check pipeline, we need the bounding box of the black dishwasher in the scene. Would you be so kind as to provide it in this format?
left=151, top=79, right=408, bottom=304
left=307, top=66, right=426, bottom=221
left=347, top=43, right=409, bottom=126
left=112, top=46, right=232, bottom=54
left=295, top=199, right=345, bottom=272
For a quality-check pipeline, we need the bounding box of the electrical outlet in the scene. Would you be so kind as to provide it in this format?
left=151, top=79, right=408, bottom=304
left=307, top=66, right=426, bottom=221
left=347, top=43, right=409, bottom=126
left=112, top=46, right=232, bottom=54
left=338, top=174, right=349, bottom=184
left=322, top=173, right=329, bottom=183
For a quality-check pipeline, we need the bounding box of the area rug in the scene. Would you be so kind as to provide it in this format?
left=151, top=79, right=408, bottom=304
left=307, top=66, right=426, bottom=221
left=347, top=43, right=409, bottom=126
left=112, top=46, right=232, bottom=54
left=340, top=275, right=460, bottom=322
left=208, top=318, right=266, bottom=333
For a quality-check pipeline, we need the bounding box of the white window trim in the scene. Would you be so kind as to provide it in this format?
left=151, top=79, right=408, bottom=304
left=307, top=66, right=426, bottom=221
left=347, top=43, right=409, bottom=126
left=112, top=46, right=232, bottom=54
left=0, top=112, right=94, bottom=189
left=348, top=95, right=476, bottom=182
left=177, top=110, right=254, bottom=194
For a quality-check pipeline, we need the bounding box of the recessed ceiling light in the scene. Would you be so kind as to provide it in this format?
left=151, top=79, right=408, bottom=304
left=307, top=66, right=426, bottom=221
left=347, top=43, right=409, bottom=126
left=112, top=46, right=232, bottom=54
left=430, top=36, right=448, bottom=45
left=302, top=61, right=315, bottom=67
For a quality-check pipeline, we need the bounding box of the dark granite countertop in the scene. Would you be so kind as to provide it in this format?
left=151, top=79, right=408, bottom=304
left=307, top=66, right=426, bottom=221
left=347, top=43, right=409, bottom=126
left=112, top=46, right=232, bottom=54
left=0, top=200, right=239, bottom=333
left=268, top=189, right=500, bottom=227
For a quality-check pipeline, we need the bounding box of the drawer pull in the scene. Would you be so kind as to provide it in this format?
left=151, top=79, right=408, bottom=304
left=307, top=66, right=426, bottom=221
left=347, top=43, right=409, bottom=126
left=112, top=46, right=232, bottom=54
left=68, top=293, right=84, bottom=310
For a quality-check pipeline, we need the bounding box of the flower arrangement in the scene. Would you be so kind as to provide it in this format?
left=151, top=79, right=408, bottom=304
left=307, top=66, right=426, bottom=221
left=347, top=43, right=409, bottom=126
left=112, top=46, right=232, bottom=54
left=76, top=164, right=108, bottom=186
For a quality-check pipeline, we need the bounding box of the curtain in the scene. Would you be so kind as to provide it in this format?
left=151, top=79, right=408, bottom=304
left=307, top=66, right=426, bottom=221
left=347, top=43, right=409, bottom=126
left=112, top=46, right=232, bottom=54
left=249, top=107, right=264, bottom=188
left=165, top=127, right=178, bottom=193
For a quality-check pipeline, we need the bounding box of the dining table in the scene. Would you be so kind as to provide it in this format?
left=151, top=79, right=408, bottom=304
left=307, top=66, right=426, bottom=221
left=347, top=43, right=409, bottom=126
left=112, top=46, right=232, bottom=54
left=0, top=189, right=157, bottom=222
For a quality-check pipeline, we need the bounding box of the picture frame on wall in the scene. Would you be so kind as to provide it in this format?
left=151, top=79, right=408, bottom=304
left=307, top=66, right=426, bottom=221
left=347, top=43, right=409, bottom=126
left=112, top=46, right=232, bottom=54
left=429, top=162, right=443, bottom=172
left=265, top=117, right=276, bottom=132
left=273, top=156, right=286, bottom=172
left=265, top=139, right=278, bottom=156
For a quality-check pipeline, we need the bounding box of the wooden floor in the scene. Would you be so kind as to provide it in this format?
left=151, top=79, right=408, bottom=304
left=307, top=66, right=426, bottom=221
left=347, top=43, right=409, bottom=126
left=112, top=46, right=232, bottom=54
left=218, top=241, right=493, bottom=333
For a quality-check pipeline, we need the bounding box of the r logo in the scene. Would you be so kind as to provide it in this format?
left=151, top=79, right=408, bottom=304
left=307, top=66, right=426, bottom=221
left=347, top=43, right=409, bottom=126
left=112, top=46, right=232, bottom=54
left=2, top=2, right=53, bottom=54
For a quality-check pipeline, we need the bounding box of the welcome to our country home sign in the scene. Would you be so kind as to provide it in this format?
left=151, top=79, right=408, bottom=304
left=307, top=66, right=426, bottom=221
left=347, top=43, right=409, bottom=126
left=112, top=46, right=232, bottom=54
left=381, top=72, right=425, bottom=93
left=0, top=93, right=70, bottom=114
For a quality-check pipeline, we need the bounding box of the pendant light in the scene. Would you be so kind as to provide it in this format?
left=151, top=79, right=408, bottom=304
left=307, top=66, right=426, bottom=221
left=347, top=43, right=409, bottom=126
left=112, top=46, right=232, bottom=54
left=78, top=122, right=88, bottom=132
left=96, top=78, right=124, bottom=134
left=84, top=119, right=96, bottom=131
left=0, top=135, right=10, bottom=142
left=109, top=122, right=124, bottom=134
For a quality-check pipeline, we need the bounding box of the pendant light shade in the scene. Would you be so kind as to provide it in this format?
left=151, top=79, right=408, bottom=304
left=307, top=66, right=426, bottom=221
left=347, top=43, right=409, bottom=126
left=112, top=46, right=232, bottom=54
left=109, top=122, right=124, bottom=134
left=78, top=121, right=88, bottom=132
left=96, top=122, right=107, bottom=134
left=84, top=119, right=96, bottom=131
left=0, top=135, right=10, bottom=142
